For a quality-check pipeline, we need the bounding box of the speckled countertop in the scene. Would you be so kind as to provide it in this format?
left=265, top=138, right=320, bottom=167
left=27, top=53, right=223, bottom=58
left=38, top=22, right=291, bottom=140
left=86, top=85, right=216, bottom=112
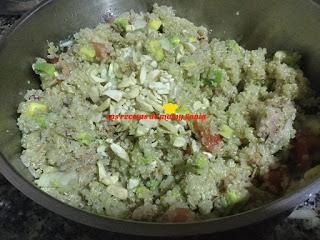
left=1, top=11, right=320, bottom=240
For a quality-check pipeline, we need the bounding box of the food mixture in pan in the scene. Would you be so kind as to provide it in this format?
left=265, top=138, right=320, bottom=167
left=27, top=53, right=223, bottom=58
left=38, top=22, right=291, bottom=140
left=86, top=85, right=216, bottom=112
left=17, top=5, right=320, bottom=222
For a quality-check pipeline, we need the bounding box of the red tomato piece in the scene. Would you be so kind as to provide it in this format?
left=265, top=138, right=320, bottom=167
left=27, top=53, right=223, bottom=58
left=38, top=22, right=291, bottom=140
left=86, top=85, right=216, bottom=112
left=193, top=121, right=222, bottom=152
left=91, top=42, right=105, bottom=60
left=264, top=167, right=290, bottom=194
left=292, top=129, right=320, bottom=171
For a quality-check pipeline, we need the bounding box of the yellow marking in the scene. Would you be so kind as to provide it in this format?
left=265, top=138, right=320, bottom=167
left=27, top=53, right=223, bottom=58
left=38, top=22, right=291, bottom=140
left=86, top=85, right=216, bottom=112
left=162, top=103, right=178, bottom=114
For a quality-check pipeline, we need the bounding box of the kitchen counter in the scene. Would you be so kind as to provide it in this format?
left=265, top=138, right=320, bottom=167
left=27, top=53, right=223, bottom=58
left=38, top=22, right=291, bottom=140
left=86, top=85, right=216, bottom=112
left=1, top=9, right=320, bottom=240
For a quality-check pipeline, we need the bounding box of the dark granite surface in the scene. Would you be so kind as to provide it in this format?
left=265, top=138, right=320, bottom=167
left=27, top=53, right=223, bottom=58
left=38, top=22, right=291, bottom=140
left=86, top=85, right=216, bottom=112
left=1, top=9, right=320, bottom=240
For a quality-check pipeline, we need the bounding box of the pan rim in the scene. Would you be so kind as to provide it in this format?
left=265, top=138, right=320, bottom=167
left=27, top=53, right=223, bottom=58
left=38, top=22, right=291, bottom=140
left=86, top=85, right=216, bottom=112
left=1, top=0, right=320, bottom=236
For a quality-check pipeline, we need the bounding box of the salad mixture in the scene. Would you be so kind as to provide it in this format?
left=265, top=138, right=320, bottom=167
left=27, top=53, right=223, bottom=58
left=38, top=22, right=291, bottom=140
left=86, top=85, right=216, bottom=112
left=17, top=5, right=320, bottom=222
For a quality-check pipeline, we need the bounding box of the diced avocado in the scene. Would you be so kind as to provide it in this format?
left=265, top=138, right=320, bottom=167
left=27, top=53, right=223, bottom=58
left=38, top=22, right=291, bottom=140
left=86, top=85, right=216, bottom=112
left=37, top=63, right=55, bottom=76
left=112, top=16, right=129, bottom=31
left=146, top=179, right=161, bottom=191
left=148, top=18, right=162, bottom=30
left=136, top=185, right=146, bottom=194
left=223, top=191, right=249, bottom=210
left=171, top=189, right=182, bottom=199
left=189, top=36, right=198, bottom=43
left=226, top=40, right=241, bottom=53
left=135, top=185, right=150, bottom=198
left=74, top=132, right=92, bottom=145
left=169, top=36, right=181, bottom=46
left=34, top=115, right=48, bottom=128
left=225, top=191, right=241, bottom=206
left=304, top=165, right=320, bottom=179
left=206, top=67, right=223, bottom=87
left=33, top=62, right=56, bottom=77
left=26, top=102, right=48, bottom=117
left=154, top=48, right=164, bottom=61
left=148, top=39, right=165, bottom=61
left=219, top=125, right=234, bottom=138
left=192, top=153, right=208, bottom=171
left=176, top=105, right=190, bottom=114
left=79, top=46, right=96, bottom=61
left=148, top=39, right=161, bottom=51
left=182, top=59, right=197, bottom=71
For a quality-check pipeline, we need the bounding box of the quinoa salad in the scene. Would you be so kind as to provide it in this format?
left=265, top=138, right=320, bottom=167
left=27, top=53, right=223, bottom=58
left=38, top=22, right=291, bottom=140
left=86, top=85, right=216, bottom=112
left=17, top=5, right=320, bottom=222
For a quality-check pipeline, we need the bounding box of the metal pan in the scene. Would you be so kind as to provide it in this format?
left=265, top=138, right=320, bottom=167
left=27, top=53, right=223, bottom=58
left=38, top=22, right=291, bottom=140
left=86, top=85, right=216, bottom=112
left=0, top=0, right=320, bottom=236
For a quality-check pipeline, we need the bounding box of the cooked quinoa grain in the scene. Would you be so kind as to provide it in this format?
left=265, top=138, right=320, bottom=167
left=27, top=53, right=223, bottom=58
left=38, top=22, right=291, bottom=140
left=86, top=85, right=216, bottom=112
left=17, top=5, right=320, bottom=222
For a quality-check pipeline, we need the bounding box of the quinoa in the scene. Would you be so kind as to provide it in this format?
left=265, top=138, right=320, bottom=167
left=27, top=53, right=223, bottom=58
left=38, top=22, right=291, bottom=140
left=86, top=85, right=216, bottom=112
left=17, top=5, right=320, bottom=222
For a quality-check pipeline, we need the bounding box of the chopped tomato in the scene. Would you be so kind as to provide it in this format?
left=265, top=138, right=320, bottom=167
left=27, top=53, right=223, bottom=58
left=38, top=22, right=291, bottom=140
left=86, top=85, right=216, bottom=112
left=264, top=166, right=290, bottom=194
left=204, top=134, right=222, bottom=151
left=167, top=208, right=191, bottom=223
left=193, top=121, right=222, bottom=152
left=91, top=42, right=105, bottom=60
left=292, top=128, right=320, bottom=171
